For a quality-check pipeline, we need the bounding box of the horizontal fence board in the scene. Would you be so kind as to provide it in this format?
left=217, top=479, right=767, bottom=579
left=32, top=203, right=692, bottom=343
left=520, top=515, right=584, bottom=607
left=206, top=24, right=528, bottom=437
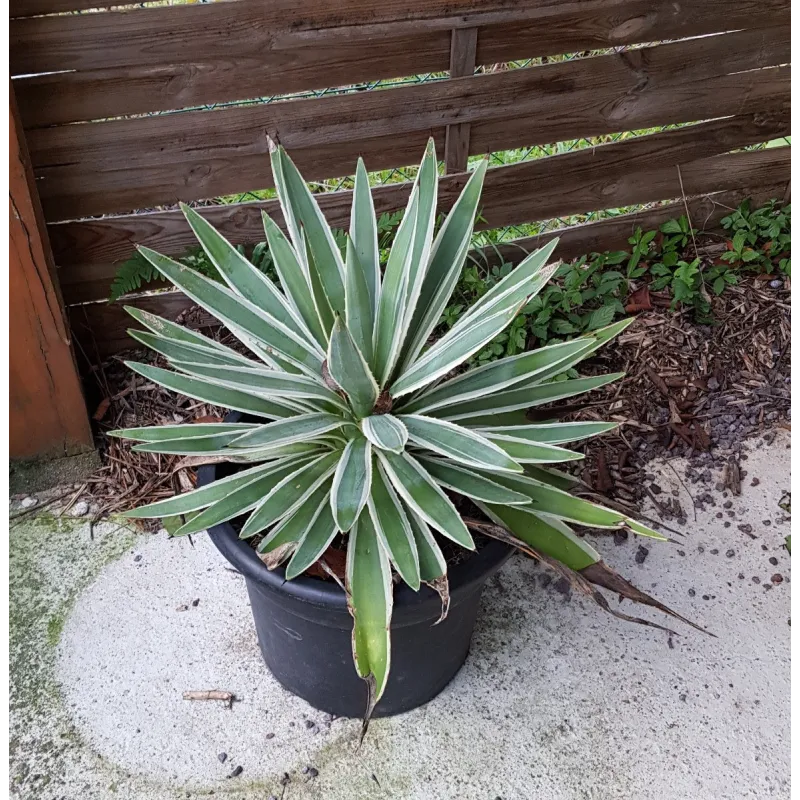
left=13, top=0, right=789, bottom=128
left=68, top=180, right=787, bottom=359
left=55, top=142, right=791, bottom=305
left=50, top=118, right=789, bottom=277
left=28, top=30, right=790, bottom=220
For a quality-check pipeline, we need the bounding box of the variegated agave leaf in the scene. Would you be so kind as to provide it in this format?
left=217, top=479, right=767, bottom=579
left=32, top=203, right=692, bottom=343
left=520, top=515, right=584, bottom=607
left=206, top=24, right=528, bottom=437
left=121, top=141, right=700, bottom=729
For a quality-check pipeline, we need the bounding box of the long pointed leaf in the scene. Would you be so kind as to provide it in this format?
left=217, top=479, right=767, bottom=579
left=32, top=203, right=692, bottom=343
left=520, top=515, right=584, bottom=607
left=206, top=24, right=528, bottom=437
left=368, top=461, right=420, bottom=589
left=328, top=316, right=379, bottom=419
left=400, top=413, right=522, bottom=473
left=477, top=421, right=617, bottom=444
left=400, top=338, right=590, bottom=414
left=109, top=423, right=256, bottom=442
left=437, top=372, right=625, bottom=421
left=483, top=433, right=585, bottom=464
left=285, top=502, right=338, bottom=579
left=258, top=483, right=329, bottom=554
left=262, top=211, right=328, bottom=348
left=240, top=452, right=340, bottom=538
left=377, top=451, right=473, bottom=549
left=128, top=329, right=253, bottom=369
left=125, top=361, right=301, bottom=419
left=416, top=456, right=532, bottom=505
left=346, top=514, right=393, bottom=726
left=229, top=413, right=344, bottom=449
left=350, top=157, right=380, bottom=318
left=331, top=436, right=372, bottom=531
left=344, top=236, right=375, bottom=366
left=270, top=143, right=346, bottom=312
left=137, top=246, right=324, bottom=374
left=400, top=159, right=488, bottom=369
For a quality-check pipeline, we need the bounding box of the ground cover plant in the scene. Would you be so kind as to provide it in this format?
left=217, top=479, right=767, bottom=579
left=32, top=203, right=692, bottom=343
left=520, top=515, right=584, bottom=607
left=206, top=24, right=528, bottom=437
left=113, top=141, right=704, bottom=728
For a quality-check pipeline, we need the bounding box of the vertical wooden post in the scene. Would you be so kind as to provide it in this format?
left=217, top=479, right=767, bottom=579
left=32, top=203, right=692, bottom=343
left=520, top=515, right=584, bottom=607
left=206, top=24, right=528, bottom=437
left=9, top=85, right=94, bottom=461
left=444, top=27, right=478, bottom=174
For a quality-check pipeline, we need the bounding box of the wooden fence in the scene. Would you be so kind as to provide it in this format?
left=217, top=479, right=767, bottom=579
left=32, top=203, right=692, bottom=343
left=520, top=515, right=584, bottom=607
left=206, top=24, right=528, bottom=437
left=11, top=0, right=791, bottom=361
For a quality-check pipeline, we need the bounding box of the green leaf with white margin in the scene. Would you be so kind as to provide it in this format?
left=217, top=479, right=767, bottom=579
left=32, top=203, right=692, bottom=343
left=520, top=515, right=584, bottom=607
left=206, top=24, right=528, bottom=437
left=400, top=414, right=522, bottom=473
left=360, top=414, right=408, bottom=453
left=328, top=316, right=379, bottom=419
left=137, top=246, right=324, bottom=375
left=165, top=362, right=346, bottom=410
left=174, top=455, right=318, bottom=536
left=123, top=460, right=288, bottom=519
left=257, top=483, right=329, bottom=557
left=350, top=157, right=380, bottom=319
left=262, top=211, right=328, bottom=348
left=181, top=203, right=320, bottom=350
left=518, top=318, right=635, bottom=387
left=481, top=471, right=667, bottom=540
left=285, top=501, right=338, bottom=579
left=269, top=142, right=346, bottom=313
left=131, top=432, right=250, bottom=454
left=402, top=138, right=438, bottom=329
left=523, top=464, right=581, bottom=492
left=400, top=338, right=590, bottom=414
left=109, top=423, right=256, bottom=442
left=346, top=513, right=393, bottom=732
left=344, top=235, right=375, bottom=366
left=400, top=159, right=488, bottom=369
left=125, top=361, right=302, bottom=419
left=436, top=372, right=626, bottom=421
left=128, top=329, right=255, bottom=369
left=407, top=510, right=446, bottom=582
left=124, top=306, right=247, bottom=357
left=376, top=450, right=474, bottom=549
left=480, top=503, right=600, bottom=571
left=463, top=238, right=559, bottom=322
left=228, top=413, right=344, bottom=449
left=476, top=421, right=617, bottom=444
left=482, top=434, right=585, bottom=464
left=368, top=460, right=420, bottom=589
left=374, top=188, right=419, bottom=386
left=301, top=227, right=336, bottom=338
left=240, top=451, right=340, bottom=538
left=331, top=436, right=372, bottom=531
left=416, top=455, right=532, bottom=505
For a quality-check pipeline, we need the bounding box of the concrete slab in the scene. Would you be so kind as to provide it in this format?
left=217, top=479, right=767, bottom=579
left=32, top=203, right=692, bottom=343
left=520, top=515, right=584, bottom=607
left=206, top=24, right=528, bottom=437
left=10, top=431, right=791, bottom=800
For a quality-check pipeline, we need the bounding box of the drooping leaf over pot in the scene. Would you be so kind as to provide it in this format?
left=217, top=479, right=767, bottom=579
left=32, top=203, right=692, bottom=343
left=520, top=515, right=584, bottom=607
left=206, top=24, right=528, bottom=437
left=117, top=140, right=705, bottom=731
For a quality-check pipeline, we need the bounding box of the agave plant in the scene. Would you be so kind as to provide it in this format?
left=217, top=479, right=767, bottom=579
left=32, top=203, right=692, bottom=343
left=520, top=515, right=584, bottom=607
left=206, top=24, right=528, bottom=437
left=116, top=140, right=700, bottom=723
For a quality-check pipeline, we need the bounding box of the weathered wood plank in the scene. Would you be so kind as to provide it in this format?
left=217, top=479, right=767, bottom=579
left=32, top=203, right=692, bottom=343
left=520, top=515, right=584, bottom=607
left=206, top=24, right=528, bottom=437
left=68, top=180, right=788, bottom=359
left=444, top=27, right=478, bottom=174
left=9, top=88, right=94, bottom=460
left=13, top=0, right=790, bottom=127
left=28, top=30, right=791, bottom=220
left=49, top=113, right=791, bottom=282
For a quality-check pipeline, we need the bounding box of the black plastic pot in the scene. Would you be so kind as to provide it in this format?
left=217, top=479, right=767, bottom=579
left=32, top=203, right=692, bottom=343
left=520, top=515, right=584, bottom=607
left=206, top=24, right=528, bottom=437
left=198, top=418, right=512, bottom=718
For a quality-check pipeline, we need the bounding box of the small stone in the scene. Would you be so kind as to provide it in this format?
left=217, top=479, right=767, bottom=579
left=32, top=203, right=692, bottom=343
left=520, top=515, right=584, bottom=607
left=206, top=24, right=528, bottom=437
left=133, top=554, right=143, bottom=562
left=228, top=765, right=243, bottom=778
left=702, top=595, right=710, bottom=601
left=738, top=524, right=753, bottom=535
left=635, top=546, right=649, bottom=565
left=771, top=573, right=784, bottom=584
left=723, top=500, right=733, bottom=509
left=769, top=556, right=779, bottom=566
left=266, top=732, right=275, bottom=740
left=191, top=598, right=200, bottom=607
left=750, top=478, right=760, bottom=487
left=751, top=576, right=761, bottom=584
left=614, top=530, right=628, bottom=546
left=715, top=512, right=723, bottom=519
left=770, top=279, right=783, bottom=289
left=70, top=500, right=90, bottom=517
left=761, top=544, right=769, bottom=552
left=306, top=768, right=319, bottom=779
left=725, top=549, right=735, bottom=558
left=304, top=719, right=315, bottom=730
left=738, top=573, right=745, bottom=580
left=20, top=496, right=38, bottom=509
left=677, top=550, right=686, bottom=557
left=650, top=484, right=662, bottom=495
left=762, top=520, right=772, bottom=527
left=175, top=604, right=189, bottom=612
left=217, top=753, right=227, bottom=763
left=707, top=376, right=720, bottom=391
left=688, top=588, right=696, bottom=597
left=724, top=522, right=731, bottom=529
left=698, top=546, right=705, bottom=554
left=710, top=549, right=719, bottom=555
